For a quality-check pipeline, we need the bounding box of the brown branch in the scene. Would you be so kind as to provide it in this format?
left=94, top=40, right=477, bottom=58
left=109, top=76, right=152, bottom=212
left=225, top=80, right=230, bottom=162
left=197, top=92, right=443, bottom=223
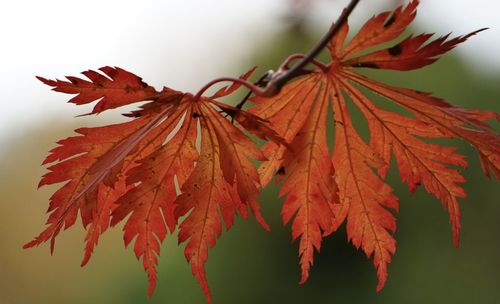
left=194, top=0, right=360, bottom=100
left=232, top=54, right=326, bottom=113
left=265, top=0, right=360, bottom=95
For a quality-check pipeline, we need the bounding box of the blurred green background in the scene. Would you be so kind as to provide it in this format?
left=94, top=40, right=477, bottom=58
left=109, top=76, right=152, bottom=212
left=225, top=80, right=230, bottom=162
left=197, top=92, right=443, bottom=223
left=1, top=5, right=500, bottom=304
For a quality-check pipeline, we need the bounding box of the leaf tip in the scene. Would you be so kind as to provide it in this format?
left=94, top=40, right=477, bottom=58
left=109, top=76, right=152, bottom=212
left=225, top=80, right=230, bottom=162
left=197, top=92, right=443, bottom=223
left=375, top=264, right=388, bottom=292
left=147, top=278, right=157, bottom=299
left=375, top=280, right=386, bottom=293
left=298, top=266, right=310, bottom=285
left=22, top=241, right=34, bottom=250
left=80, top=251, right=91, bottom=267
left=50, top=237, right=56, bottom=255
left=37, top=75, right=56, bottom=87
left=453, top=226, right=460, bottom=248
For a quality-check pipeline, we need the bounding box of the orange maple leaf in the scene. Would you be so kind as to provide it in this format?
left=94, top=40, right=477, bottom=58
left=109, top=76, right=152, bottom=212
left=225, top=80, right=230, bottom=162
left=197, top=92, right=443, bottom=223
left=250, top=0, right=499, bottom=291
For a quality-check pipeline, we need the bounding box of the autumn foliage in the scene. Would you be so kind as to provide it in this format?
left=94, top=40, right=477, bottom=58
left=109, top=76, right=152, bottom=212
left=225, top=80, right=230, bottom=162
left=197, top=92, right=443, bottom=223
left=25, top=1, right=499, bottom=303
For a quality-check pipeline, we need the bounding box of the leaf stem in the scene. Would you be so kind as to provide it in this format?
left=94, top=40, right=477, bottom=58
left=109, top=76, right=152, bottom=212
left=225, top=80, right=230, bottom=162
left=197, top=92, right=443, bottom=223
left=278, top=53, right=328, bottom=72
left=193, top=77, right=267, bottom=101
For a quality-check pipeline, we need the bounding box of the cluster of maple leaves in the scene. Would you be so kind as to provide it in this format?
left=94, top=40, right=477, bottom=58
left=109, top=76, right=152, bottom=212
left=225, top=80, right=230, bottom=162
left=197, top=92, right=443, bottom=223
left=25, top=1, right=499, bottom=303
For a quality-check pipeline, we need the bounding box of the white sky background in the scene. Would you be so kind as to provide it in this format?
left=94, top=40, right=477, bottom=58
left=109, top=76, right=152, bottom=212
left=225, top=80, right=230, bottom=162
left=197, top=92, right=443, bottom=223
left=0, top=0, right=498, bottom=145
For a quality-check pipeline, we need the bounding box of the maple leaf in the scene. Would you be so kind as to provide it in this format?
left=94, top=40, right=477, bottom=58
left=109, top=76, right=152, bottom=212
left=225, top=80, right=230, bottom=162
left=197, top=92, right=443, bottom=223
left=250, top=0, right=499, bottom=291
left=25, top=67, right=278, bottom=302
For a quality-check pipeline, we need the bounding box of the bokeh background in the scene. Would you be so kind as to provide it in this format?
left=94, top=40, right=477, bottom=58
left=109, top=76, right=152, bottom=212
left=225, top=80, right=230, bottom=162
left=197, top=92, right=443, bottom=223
left=1, top=1, right=499, bottom=303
